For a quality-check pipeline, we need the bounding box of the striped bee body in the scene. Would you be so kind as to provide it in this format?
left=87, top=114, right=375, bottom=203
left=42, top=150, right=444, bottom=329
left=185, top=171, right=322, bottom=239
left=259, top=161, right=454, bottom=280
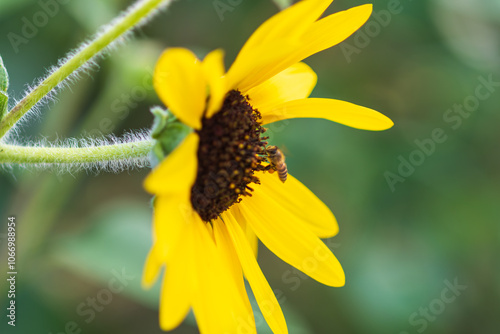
left=265, top=145, right=287, bottom=183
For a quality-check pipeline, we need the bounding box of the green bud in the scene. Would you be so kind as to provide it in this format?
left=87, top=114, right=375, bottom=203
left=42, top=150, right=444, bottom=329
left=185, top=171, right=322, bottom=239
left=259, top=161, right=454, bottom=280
left=0, top=55, right=9, bottom=121
left=149, top=106, right=191, bottom=167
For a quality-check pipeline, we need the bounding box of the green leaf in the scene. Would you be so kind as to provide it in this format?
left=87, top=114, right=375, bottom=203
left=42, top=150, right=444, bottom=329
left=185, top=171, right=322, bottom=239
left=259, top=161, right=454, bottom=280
left=272, top=0, right=293, bottom=10
left=0, top=55, right=9, bottom=120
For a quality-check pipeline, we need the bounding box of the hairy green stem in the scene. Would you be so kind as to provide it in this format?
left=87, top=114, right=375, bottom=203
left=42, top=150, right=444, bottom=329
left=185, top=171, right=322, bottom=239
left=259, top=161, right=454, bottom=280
left=0, top=0, right=170, bottom=139
left=0, top=140, right=154, bottom=165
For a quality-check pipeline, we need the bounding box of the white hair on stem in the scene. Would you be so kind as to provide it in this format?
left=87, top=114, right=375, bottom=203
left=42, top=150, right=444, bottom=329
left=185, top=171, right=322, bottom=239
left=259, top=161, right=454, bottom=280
left=1, top=129, right=153, bottom=174
left=1, top=0, right=173, bottom=143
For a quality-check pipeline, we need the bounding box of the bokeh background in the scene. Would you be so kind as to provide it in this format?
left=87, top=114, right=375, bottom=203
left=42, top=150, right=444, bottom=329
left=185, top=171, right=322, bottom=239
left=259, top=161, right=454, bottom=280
left=1, top=0, right=499, bottom=333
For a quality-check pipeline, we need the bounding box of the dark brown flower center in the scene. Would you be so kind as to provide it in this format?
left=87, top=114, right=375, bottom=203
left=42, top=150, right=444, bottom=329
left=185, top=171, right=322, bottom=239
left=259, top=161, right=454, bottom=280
left=191, top=90, right=268, bottom=222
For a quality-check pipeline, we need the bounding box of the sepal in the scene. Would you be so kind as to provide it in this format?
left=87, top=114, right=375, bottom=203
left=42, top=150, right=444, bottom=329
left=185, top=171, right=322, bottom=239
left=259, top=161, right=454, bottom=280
left=149, top=106, right=191, bottom=167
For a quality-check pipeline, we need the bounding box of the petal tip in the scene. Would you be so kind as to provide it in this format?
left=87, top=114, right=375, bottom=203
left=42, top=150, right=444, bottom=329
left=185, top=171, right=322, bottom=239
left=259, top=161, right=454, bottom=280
left=141, top=278, right=154, bottom=290
left=349, top=3, right=374, bottom=25
left=326, top=267, right=346, bottom=287
left=159, top=315, right=184, bottom=332
left=385, top=118, right=395, bottom=129
left=376, top=115, right=395, bottom=131
left=143, top=175, right=156, bottom=195
left=359, top=3, right=374, bottom=15
left=141, top=266, right=160, bottom=290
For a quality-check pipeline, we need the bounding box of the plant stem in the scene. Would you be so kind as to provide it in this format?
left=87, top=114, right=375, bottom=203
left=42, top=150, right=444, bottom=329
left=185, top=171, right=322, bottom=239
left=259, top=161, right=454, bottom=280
left=0, top=139, right=154, bottom=165
left=0, top=0, right=170, bottom=139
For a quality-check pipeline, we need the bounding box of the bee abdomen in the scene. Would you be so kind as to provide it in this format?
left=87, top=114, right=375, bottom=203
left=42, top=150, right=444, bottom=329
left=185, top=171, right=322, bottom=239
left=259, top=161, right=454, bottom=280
left=277, top=164, right=287, bottom=183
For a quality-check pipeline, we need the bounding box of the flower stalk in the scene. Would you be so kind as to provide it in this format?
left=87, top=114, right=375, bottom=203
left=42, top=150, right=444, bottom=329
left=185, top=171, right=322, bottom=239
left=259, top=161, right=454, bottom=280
left=0, top=56, right=9, bottom=122
left=0, top=139, right=154, bottom=165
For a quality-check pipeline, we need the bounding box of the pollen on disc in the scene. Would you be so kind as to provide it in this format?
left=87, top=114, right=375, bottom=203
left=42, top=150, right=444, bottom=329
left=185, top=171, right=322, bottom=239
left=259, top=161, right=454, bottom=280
left=191, top=90, right=269, bottom=222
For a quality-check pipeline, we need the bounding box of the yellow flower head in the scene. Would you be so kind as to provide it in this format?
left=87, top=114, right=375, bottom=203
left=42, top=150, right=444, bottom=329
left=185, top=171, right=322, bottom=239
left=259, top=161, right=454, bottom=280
left=142, top=1, right=393, bottom=333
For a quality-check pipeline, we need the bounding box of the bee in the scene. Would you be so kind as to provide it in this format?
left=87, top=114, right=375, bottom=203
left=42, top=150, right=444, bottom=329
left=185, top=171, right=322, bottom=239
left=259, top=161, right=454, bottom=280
left=265, top=145, right=287, bottom=183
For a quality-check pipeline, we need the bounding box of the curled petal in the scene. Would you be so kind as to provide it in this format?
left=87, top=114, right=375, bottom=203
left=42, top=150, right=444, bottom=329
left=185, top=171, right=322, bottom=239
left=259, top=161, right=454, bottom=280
left=154, top=48, right=206, bottom=129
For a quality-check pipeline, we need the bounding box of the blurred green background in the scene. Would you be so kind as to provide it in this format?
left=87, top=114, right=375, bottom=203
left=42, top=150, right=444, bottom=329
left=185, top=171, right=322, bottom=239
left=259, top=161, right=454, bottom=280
left=1, top=0, right=499, bottom=333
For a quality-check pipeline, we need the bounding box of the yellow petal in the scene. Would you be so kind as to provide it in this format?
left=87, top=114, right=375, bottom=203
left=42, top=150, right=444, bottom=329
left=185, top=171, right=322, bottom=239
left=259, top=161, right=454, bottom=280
left=213, top=218, right=247, bottom=299
left=233, top=5, right=373, bottom=92
left=141, top=246, right=163, bottom=289
left=159, top=267, right=192, bottom=331
left=143, top=196, right=198, bottom=287
left=189, top=218, right=223, bottom=333
left=238, top=0, right=332, bottom=54
left=213, top=219, right=257, bottom=334
left=239, top=195, right=345, bottom=287
left=245, top=225, right=259, bottom=259
left=227, top=0, right=332, bottom=90
left=143, top=132, right=199, bottom=196
left=246, top=62, right=317, bottom=112
left=260, top=98, right=394, bottom=131
left=159, top=223, right=194, bottom=330
left=297, top=4, right=373, bottom=63
left=231, top=206, right=259, bottom=258
left=258, top=171, right=338, bottom=238
left=151, top=195, right=196, bottom=259
left=223, top=211, right=288, bottom=334
left=226, top=40, right=298, bottom=92
left=202, top=49, right=227, bottom=118
left=191, top=216, right=253, bottom=334
left=154, top=48, right=206, bottom=129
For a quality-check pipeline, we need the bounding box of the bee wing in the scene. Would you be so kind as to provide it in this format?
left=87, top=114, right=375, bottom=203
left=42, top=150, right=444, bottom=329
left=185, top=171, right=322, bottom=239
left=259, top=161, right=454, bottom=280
left=279, top=144, right=291, bottom=159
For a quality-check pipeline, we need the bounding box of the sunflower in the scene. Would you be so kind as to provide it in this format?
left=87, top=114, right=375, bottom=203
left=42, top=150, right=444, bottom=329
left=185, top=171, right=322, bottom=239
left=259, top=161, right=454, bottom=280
left=142, top=1, right=393, bottom=333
